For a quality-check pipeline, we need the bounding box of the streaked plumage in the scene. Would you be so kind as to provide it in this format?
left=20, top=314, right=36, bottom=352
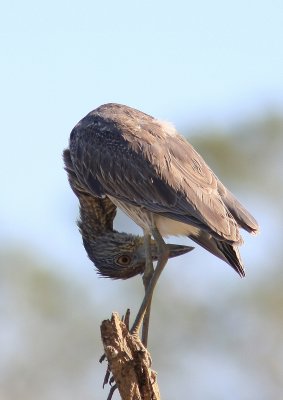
left=68, top=103, right=259, bottom=277
left=63, top=149, right=192, bottom=279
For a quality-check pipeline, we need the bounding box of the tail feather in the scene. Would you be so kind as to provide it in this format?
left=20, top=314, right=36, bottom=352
left=189, top=231, right=245, bottom=277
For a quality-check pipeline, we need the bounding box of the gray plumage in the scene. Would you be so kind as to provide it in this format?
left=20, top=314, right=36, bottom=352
left=68, top=103, right=259, bottom=277
left=63, top=148, right=192, bottom=279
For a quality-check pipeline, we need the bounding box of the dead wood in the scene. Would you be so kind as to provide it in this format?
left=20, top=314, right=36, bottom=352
left=100, top=312, right=160, bottom=400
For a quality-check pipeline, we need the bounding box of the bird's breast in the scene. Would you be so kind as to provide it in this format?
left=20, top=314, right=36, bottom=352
left=155, top=215, right=200, bottom=237
left=108, top=196, right=199, bottom=238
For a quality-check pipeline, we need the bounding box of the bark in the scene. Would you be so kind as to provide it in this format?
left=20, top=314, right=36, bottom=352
left=100, top=312, right=160, bottom=400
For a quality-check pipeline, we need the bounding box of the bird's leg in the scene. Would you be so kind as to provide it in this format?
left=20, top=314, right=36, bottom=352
left=131, top=226, right=169, bottom=337
left=141, top=232, right=154, bottom=347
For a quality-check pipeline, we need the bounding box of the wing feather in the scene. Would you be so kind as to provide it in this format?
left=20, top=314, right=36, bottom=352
left=69, top=103, right=258, bottom=243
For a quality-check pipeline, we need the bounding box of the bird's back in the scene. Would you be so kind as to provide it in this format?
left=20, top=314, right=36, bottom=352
left=69, top=103, right=259, bottom=243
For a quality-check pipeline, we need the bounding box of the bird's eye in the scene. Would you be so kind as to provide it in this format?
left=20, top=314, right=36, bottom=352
left=116, top=255, right=131, bottom=266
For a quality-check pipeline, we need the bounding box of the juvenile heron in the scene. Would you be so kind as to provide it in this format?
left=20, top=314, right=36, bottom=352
left=67, top=103, right=259, bottom=337
left=63, top=149, right=192, bottom=279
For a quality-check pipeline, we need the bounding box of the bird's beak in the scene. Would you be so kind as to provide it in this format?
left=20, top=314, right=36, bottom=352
left=150, top=241, right=194, bottom=261
left=166, top=243, right=194, bottom=259
left=129, top=239, right=194, bottom=279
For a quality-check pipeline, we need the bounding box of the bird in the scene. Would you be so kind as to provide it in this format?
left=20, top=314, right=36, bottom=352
left=63, top=148, right=192, bottom=280
left=66, top=103, right=259, bottom=337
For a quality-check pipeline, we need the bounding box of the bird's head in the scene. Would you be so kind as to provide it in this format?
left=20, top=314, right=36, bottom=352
left=82, top=231, right=193, bottom=279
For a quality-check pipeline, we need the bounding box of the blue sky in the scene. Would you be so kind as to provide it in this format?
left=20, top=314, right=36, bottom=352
left=1, top=2, right=283, bottom=397
left=1, top=0, right=282, bottom=276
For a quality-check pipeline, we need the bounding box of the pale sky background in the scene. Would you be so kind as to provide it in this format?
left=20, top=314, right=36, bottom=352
left=1, top=1, right=283, bottom=398
left=1, top=0, right=282, bottom=282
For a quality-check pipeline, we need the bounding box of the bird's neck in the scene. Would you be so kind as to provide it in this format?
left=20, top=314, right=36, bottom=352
left=77, top=195, right=114, bottom=242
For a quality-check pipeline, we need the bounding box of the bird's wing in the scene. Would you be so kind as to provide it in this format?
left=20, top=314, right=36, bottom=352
left=63, top=148, right=117, bottom=232
left=69, top=104, right=257, bottom=243
left=216, top=180, right=259, bottom=234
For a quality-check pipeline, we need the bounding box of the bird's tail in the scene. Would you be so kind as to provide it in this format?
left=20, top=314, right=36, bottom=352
left=188, top=231, right=245, bottom=277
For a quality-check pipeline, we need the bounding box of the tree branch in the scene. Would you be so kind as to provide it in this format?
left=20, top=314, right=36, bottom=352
left=100, top=312, right=160, bottom=400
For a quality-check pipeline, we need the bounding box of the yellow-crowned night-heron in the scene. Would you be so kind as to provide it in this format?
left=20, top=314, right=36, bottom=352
left=63, top=149, right=191, bottom=279
left=66, top=103, right=259, bottom=340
